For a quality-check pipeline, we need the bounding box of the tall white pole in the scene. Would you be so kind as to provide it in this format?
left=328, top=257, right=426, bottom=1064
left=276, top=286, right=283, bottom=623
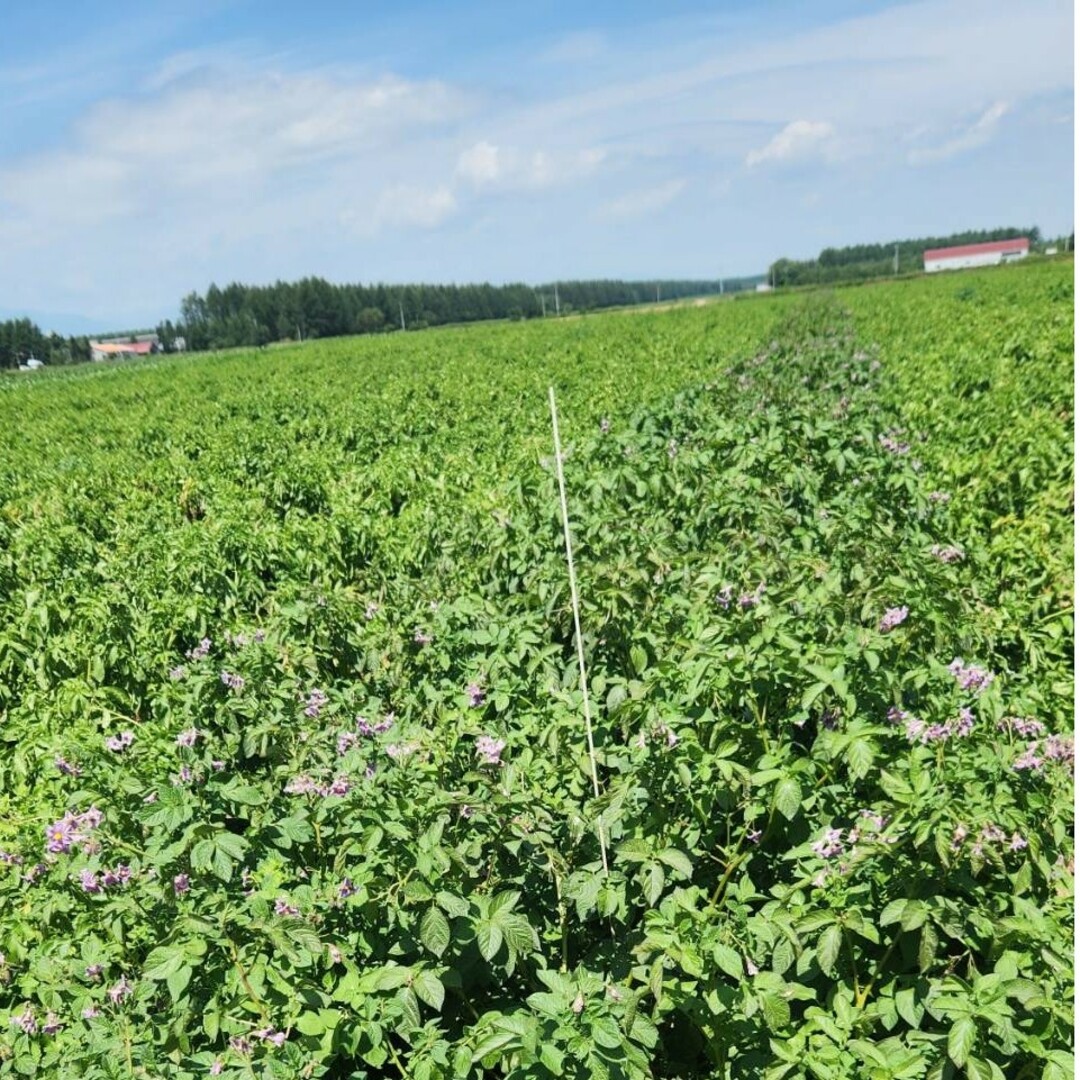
left=548, top=387, right=608, bottom=874
left=399, top=301, right=406, bottom=332
left=554, top=283, right=560, bottom=316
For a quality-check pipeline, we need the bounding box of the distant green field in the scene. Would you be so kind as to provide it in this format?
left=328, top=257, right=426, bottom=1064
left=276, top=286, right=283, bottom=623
left=0, top=260, right=1072, bottom=1078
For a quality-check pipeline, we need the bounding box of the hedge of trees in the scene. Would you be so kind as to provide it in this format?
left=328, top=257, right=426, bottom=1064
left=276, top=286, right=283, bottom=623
left=767, top=227, right=1045, bottom=288
left=163, top=277, right=735, bottom=352
left=0, top=319, right=91, bottom=370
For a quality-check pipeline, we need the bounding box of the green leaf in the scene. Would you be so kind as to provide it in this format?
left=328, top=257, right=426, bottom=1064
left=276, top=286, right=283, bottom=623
left=413, top=970, right=445, bottom=1012
left=900, top=900, right=928, bottom=931
left=948, top=1016, right=977, bottom=1067
left=880, top=899, right=907, bottom=926
left=919, top=923, right=939, bottom=973
left=295, top=1011, right=324, bottom=1036
left=657, top=847, right=693, bottom=879
left=846, top=737, right=875, bottom=780
left=436, top=890, right=470, bottom=918
left=896, top=987, right=923, bottom=1029
left=211, top=843, right=235, bottom=882
left=368, top=965, right=411, bottom=992
left=420, top=907, right=451, bottom=958
left=760, top=991, right=791, bottom=1032
left=590, top=1015, right=623, bottom=1049
left=223, top=783, right=265, bottom=805
left=773, top=776, right=802, bottom=821
left=166, top=965, right=192, bottom=1001
left=714, top=944, right=744, bottom=980
left=643, top=862, right=665, bottom=906
left=817, top=924, right=842, bottom=973
left=143, top=947, right=185, bottom=981
left=476, top=921, right=503, bottom=962
left=539, top=1044, right=565, bottom=1074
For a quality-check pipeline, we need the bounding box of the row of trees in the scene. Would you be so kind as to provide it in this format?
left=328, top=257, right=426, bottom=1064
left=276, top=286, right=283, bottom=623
left=767, top=227, right=1049, bottom=288
left=164, top=277, right=738, bottom=353
left=0, top=319, right=92, bottom=370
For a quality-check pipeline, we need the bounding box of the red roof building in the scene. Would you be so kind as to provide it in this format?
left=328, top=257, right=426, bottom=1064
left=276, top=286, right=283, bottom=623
left=924, top=237, right=1030, bottom=272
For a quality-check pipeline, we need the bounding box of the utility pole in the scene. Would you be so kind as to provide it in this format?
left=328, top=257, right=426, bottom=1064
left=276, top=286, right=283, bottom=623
left=554, top=283, right=560, bottom=317
left=893, top=243, right=899, bottom=275
left=655, top=283, right=660, bottom=303
left=399, top=300, right=406, bottom=332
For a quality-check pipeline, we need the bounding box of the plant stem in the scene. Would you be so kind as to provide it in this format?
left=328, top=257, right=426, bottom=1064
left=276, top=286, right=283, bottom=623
left=856, top=927, right=903, bottom=1009
left=710, top=852, right=746, bottom=907
left=225, top=938, right=270, bottom=1023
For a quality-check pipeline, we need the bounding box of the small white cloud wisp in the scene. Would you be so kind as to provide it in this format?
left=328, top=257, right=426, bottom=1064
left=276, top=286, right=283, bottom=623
left=745, top=120, right=836, bottom=168
left=907, top=101, right=1010, bottom=165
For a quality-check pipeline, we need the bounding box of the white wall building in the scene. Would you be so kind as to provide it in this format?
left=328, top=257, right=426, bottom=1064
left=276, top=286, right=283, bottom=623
left=924, top=237, right=1030, bottom=273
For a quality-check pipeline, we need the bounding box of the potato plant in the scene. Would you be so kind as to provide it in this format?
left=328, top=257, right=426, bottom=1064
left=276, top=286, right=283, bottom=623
left=0, top=261, right=1072, bottom=1078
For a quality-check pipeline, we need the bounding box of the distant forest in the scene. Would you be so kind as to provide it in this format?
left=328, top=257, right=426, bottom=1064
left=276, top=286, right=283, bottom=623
left=0, top=319, right=91, bottom=370
left=766, top=226, right=1053, bottom=287
left=159, top=277, right=756, bottom=353
left=1, top=225, right=1069, bottom=367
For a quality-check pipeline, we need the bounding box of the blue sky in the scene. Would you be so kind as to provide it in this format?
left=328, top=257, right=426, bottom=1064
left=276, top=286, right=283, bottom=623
left=0, top=0, right=1073, bottom=331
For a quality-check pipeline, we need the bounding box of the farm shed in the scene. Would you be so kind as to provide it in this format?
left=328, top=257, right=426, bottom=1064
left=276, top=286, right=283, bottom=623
left=90, top=340, right=155, bottom=361
left=923, top=237, right=1029, bottom=273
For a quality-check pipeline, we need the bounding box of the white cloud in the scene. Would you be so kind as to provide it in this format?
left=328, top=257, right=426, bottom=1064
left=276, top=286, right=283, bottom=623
left=600, top=178, right=686, bottom=218
left=0, top=0, right=1071, bottom=325
left=456, top=140, right=501, bottom=185
left=455, top=141, right=605, bottom=191
left=746, top=120, right=836, bottom=168
left=907, top=101, right=1010, bottom=164
left=371, top=184, right=458, bottom=229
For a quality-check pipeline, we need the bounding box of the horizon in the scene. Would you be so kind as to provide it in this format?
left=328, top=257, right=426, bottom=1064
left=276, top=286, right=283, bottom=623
left=1, top=0, right=1073, bottom=334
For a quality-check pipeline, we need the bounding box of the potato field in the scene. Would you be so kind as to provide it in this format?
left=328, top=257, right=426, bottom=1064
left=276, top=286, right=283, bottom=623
left=0, top=260, right=1073, bottom=1079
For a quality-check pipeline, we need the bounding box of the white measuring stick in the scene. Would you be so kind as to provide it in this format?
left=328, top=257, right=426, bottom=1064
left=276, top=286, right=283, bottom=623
left=548, top=386, right=609, bottom=874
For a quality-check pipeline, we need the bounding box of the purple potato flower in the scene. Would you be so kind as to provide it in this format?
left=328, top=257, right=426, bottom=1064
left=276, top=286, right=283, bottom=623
left=947, top=658, right=994, bottom=694
left=930, top=544, right=964, bottom=563
left=475, top=735, right=506, bottom=767
left=467, top=682, right=486, bottom=708
left=878, top=605, right=909, bottom=632
left=186, top=638, right=211, bottom=661
left=304, top=688, right=328, bottom=718
left=810, top=828, right=845, bottom=859
left=105, top=731, right=135, bottom=753
left=11, top=1005, right=37, bottom=1034
left=79, top=869, right=101, bottom=893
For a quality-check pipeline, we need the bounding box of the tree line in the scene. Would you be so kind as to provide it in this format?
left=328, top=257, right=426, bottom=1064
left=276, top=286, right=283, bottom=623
left=0, top=318, right=92, bottom=370
left=160, top=277, right=744, bottom=353
left=767, top=227, right=1048, bottom=288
